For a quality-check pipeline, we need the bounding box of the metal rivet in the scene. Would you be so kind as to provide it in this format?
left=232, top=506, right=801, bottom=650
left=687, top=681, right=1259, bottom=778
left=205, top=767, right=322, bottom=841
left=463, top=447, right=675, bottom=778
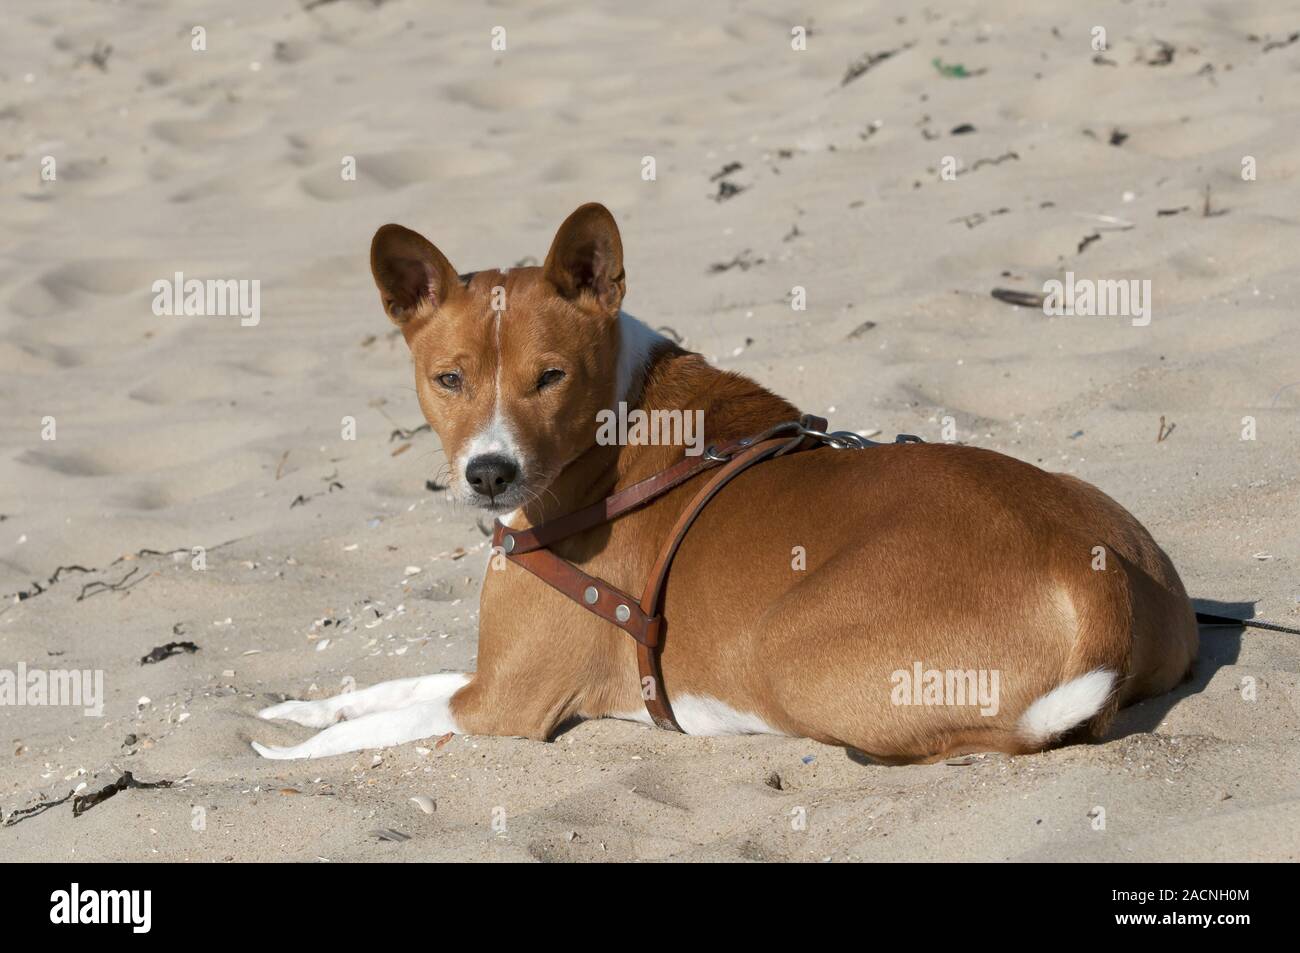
left=583, top=586, right=599, bottom=605
left=615, top=604, right=631, bottom=623
left=503, top=535, right=515, bottom=553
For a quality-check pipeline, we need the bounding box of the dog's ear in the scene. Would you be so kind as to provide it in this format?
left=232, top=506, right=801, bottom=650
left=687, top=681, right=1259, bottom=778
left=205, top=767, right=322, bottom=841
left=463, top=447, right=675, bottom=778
left=543, top=203, right=625, bottom=316
left=370, top=224, right=460, bottom=326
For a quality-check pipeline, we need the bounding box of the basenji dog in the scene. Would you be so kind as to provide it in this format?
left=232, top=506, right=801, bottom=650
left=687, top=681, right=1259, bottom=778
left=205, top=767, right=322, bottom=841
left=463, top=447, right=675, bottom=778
left=253, top=202, right=1198, bottom=761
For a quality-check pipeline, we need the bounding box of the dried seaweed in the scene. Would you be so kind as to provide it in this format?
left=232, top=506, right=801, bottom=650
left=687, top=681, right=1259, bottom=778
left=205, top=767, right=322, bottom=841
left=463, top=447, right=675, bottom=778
left=72, top=772, right=174, bottom=818
left=1, top=791, right=73, bottom=827
left=77, top=566, right=144, bottom=601
left=140, top=641, right=200, bottom=665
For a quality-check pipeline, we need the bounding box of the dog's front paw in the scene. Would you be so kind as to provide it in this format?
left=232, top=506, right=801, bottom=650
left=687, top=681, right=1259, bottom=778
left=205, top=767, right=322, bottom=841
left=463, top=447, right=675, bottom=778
left=251, top=740, right=301, bottom=760
left=257, top=698, right=340, bottom=729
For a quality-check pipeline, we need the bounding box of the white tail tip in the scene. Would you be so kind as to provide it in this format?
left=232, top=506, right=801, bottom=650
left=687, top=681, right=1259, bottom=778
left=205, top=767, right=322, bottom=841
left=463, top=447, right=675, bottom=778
left=1017, top=669, right=1117, bottom=746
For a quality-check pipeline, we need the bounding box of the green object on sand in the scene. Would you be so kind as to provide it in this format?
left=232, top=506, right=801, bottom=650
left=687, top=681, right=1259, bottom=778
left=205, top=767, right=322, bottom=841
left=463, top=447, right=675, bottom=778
left=933, top=57, right=971, bottom=77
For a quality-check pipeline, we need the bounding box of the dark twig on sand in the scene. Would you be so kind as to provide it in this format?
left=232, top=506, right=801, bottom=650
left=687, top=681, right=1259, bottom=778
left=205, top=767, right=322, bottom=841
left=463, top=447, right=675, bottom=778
left=708, top=250, right=764, bottom=274
left=1260, top=31, right=1300, bottom=52
left=389, top=423, right=431, bottom=441
left=4, top=771, right=178, bottom=827
left=958, top=152, right=1019, bottom=176
left=72, top=772, right=175, bottom=818
left=290, top=482, right=344, bottom=508
left=1202, top=185, right=1228, bottom=218
left=1, top=791, right=73, bottom=827
left=77, top=567, right=144, bottom=602
left=10, top=565, right=94, bottom=604
left=140, top=641, right=200, bottom=665
left=2, top=541, right=240, bottom=614
left=841, top=44, right=913, bottom=87
left=709, top=162, right=742, bottom=182
left=991, top=288, right=1046, bottom=309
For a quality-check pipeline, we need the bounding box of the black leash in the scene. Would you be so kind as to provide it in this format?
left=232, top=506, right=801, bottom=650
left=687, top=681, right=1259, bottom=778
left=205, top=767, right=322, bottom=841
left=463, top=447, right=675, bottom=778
left=1195, top=611, right=1300, bottom=635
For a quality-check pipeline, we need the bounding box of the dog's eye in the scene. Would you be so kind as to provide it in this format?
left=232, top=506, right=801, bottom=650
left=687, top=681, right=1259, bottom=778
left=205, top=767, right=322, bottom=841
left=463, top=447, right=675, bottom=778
left=537, top=368, right=565, bottom=390
left=434, top=372, right=462, bottom=391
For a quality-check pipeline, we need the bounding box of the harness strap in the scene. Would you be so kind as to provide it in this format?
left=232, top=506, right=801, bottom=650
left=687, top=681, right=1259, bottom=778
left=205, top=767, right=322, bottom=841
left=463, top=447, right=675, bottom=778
left=634, top=431, right=810, bottom=728
left=498, top=429, right=771, bottom=556
left=491, top=415, right=829, bottom=732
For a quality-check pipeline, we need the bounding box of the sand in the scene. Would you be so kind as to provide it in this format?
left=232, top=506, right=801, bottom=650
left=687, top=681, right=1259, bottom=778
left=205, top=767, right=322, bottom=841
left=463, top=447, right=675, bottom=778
left=1, top=0, right=1298, bottom=861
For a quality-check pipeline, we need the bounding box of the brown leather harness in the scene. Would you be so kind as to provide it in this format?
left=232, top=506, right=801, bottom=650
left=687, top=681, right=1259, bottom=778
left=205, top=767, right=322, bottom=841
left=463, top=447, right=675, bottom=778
left=490, top=415, right=922, bottom=731
left=492, top=416, right=1300, bottom=725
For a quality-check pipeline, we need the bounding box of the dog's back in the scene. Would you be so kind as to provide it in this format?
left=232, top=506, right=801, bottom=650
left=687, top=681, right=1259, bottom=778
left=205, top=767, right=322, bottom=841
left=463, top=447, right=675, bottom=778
left=641, top=441, right=1198, bottom=761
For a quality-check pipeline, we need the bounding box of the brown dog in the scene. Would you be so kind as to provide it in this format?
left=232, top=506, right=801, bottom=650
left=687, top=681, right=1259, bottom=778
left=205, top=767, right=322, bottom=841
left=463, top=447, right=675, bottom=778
left=253, top=203, right=1198, bottom=761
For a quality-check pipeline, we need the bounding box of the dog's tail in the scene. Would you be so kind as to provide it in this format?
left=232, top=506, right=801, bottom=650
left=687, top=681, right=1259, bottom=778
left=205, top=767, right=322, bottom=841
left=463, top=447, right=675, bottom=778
left=1016, top=669, right=1117, bottom=747
left=1016, top=561, right=1131, bottom=748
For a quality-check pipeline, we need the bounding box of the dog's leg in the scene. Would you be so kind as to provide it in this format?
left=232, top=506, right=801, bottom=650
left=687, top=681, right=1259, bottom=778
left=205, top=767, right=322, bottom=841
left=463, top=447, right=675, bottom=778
left=252, top=701, right=461, bottom=760
left=257, top=673, right=470, bottom=727
left=252, top=673, right=469, bottom=759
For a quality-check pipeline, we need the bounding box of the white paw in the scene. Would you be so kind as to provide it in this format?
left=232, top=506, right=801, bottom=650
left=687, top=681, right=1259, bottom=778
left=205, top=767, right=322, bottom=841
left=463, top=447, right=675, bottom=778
left=257, top=698, right=340, bottom=729
left=251, top=740, right=299, bottom=760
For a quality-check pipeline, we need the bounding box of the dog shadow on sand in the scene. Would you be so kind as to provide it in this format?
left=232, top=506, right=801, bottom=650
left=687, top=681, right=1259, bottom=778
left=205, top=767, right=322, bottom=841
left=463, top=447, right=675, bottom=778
left=1106, top=597, right=1250, bottom=738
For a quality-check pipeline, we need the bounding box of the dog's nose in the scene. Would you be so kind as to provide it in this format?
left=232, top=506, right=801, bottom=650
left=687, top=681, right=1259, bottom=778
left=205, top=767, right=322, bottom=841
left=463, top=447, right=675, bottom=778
left=465, top=454, right=518, bottom=499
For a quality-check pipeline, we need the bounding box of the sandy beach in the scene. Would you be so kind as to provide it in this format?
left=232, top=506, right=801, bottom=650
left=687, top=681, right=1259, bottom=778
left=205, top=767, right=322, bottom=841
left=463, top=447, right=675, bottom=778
left=1, top=0, right=1298, bottom=861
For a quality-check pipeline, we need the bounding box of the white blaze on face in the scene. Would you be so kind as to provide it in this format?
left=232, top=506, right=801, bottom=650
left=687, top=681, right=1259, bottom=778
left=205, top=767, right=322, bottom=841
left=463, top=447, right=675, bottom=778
left=458, top=299, right=525, bottom=504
